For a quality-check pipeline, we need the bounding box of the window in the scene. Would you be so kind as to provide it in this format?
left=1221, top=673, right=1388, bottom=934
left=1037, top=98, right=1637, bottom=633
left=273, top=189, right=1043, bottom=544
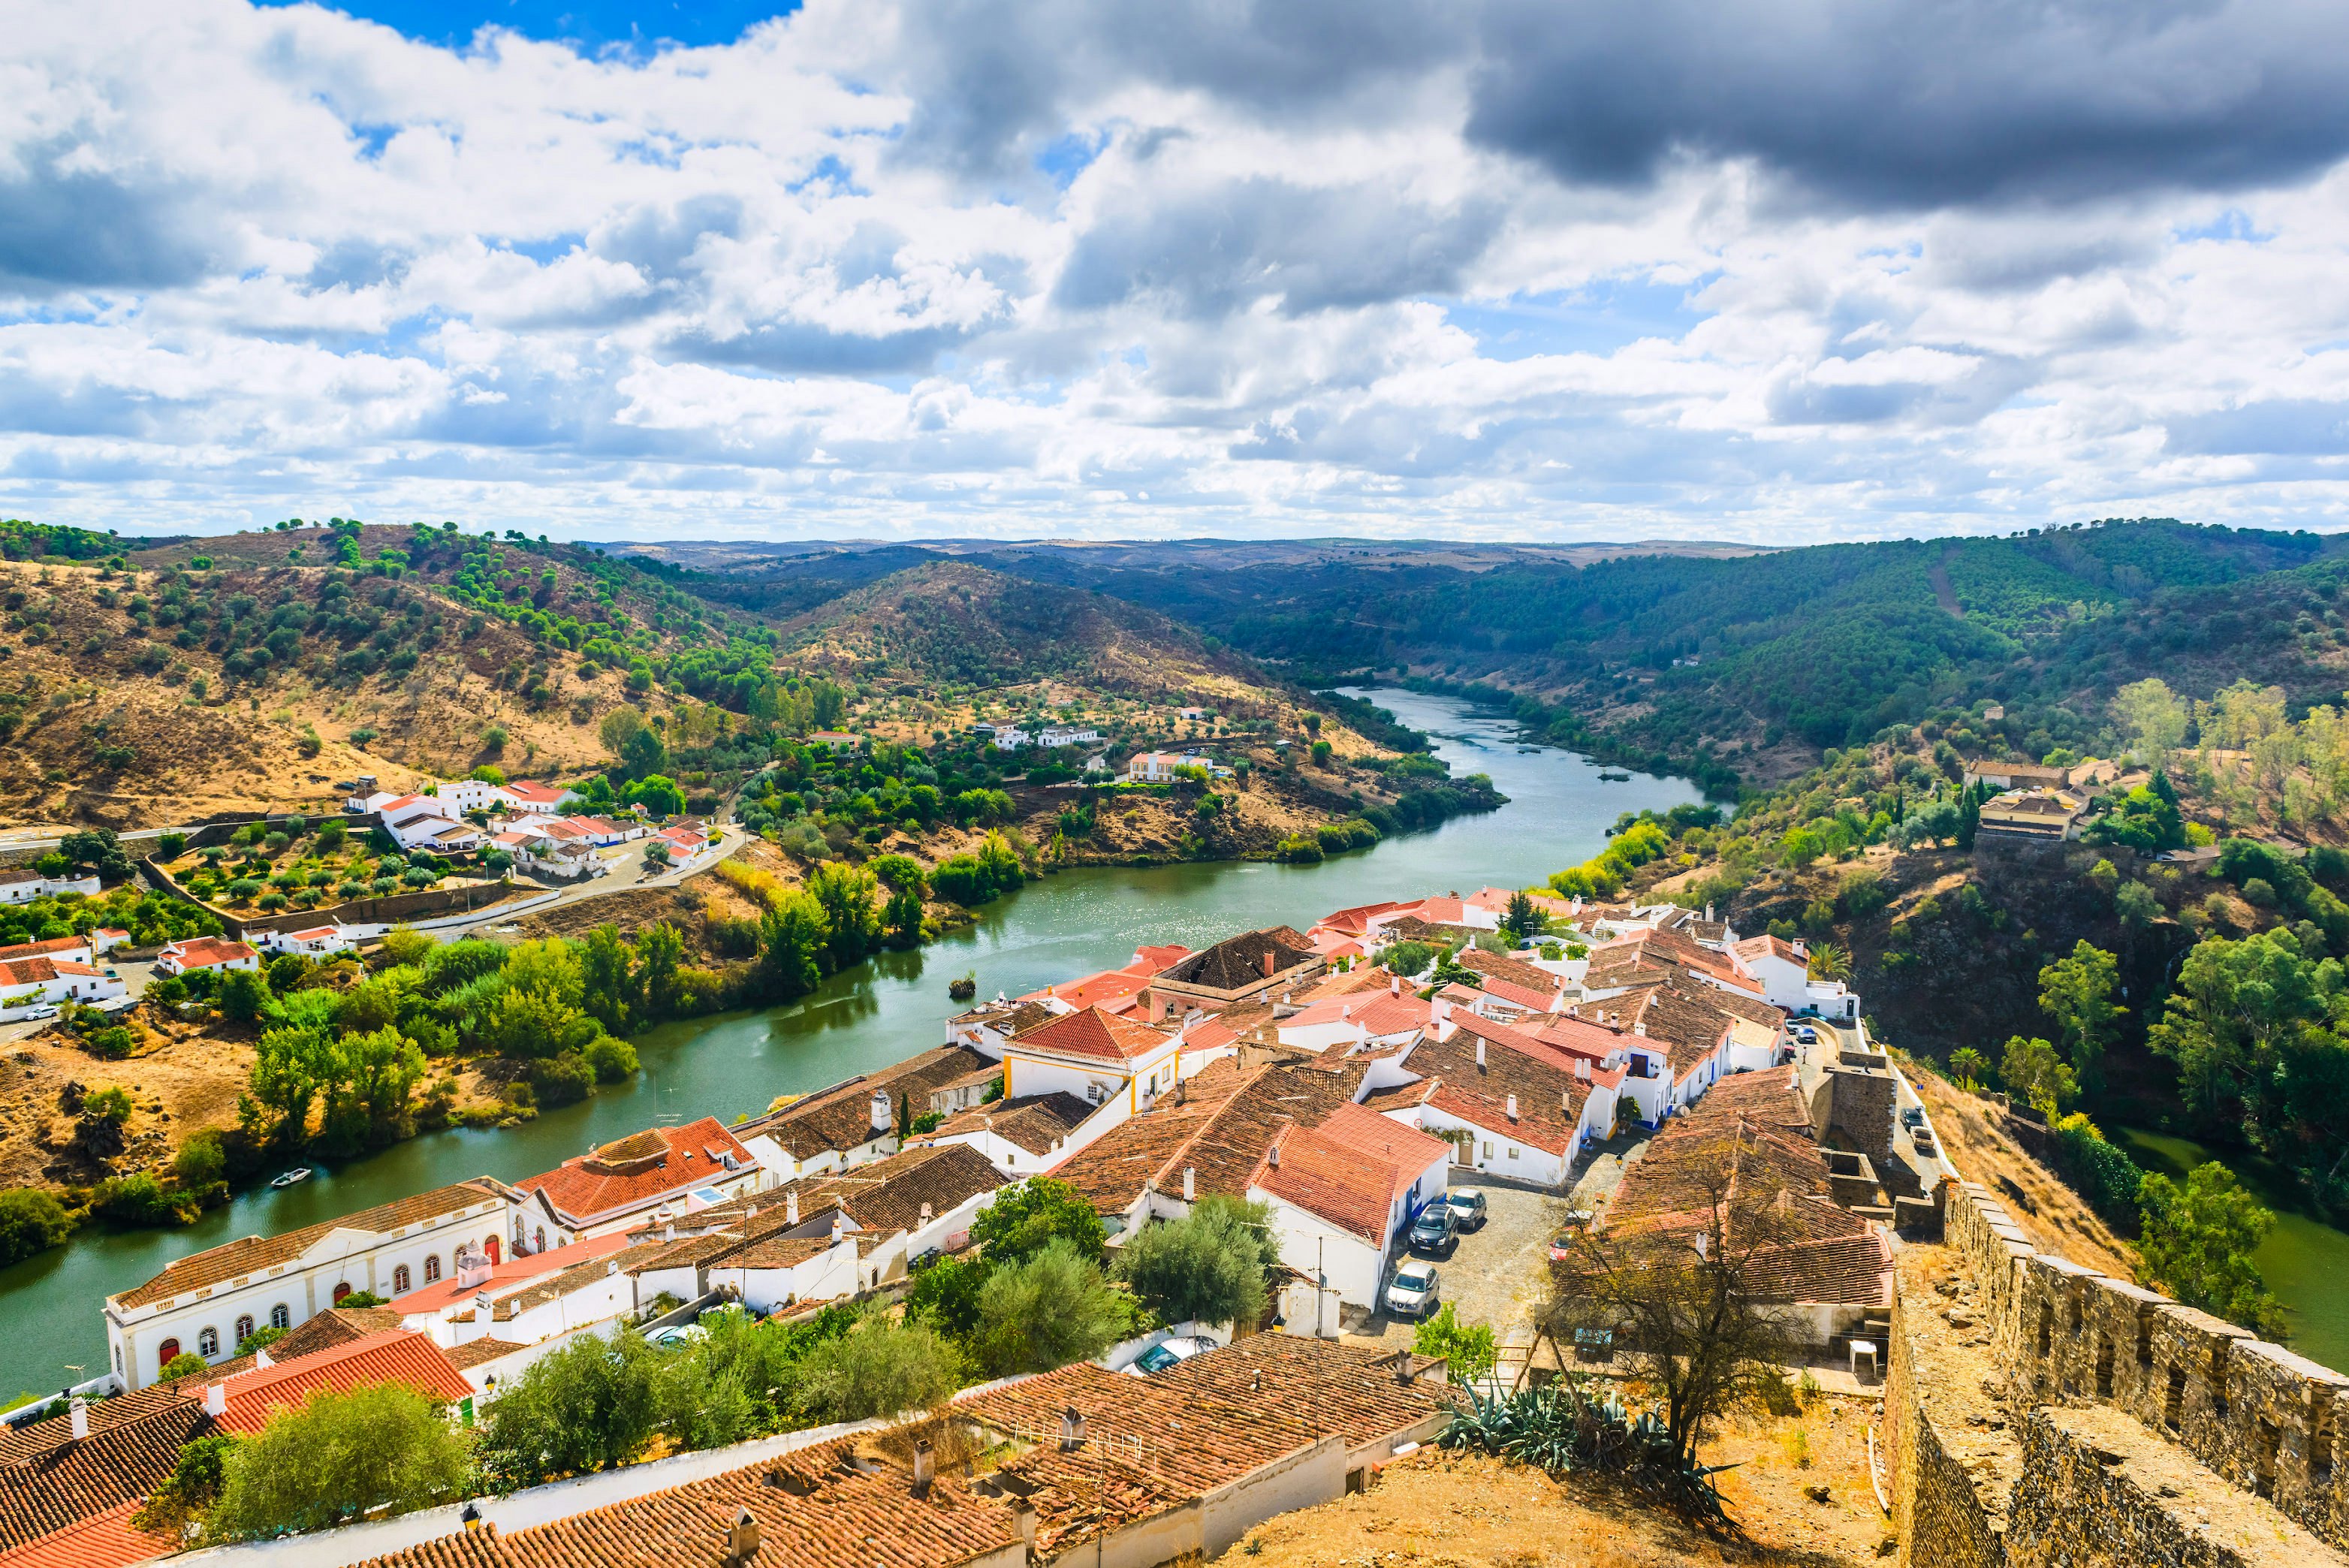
left=1481, top=1141, right=1494, bottom=1159
left=423, top=1254, right=442, bottom=1284
left=535, top=1226, right=546, bottom=1253
left=157, top=1338, right=181, bottom=1369
left=270, top=1303, right=290, bottom=1330
left=234, top=1314, right=254, bottom=1346
left=332, top=1281, right=352, bottom=1304
left=392, top=1265, right=412, bottom=1294
left=1506, top=1146, right=1521, bottom=1160
left=197, top=1327, right=219, bottom=1357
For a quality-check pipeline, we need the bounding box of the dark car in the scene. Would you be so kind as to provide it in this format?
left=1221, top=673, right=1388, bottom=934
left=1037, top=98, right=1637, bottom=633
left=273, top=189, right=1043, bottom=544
left=1443, top=1190, right=1488, bottom=1230
left=1407, top=1203, right=1457, bottom=1256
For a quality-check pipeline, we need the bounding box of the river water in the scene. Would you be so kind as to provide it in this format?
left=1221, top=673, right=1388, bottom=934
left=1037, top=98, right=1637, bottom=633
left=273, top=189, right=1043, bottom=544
left=0, top=689, right=1702, bottom=1395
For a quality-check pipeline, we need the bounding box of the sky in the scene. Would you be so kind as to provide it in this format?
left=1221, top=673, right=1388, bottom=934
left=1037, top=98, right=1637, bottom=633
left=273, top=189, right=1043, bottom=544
left=9, top=1, right=2349, bottom=545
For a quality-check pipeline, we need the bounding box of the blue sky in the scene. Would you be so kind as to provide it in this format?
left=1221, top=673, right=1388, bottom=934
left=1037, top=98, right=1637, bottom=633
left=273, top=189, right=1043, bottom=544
left=6, top=0, right=2349, bottom=544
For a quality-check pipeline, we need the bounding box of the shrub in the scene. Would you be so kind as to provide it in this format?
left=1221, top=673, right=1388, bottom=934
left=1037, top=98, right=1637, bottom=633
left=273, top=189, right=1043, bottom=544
left=0, top=1188, right=75, bottom=1265
left=85, top=1025, right=137, bottom=1060
left=348, top=726, right=378, bottom=745
left=158, top=1351, right=211, bottom=1381
left=528, top=1052, right=597, bottom=1106
left=583, top=1036, right=640, bottom=1083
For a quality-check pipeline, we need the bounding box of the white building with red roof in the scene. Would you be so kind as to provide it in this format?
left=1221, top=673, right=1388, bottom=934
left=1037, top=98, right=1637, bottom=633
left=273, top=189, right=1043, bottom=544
left=255, top=924, right=357, bottom=958
left=1246, top=1103, right=1452, bottom=1308
left=1729, top=933, right=1859, bottom=1021
left=0, top=953, right=126, bottom=1017
left=154, top=936, right=260, bottom=976
left=375, top=791, right=487, bottom=852
left=0, top=867, right=101, bottom=904
left=514, top=1117, right=776, bottom=1240
left=195, top=1328, right=475, bottom=1433
left=1273, top=988, right=1432, bottom=1054
left=1001, top=1005, right=1181, bottom=1114
left=1020, top=942, right=1192, bottom=1016
left=499, top=779, right=582, bottom=813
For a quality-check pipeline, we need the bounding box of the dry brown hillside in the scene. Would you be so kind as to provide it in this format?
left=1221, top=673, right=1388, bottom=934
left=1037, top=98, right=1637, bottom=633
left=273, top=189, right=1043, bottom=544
left=0, top=525, right=747, bottom=830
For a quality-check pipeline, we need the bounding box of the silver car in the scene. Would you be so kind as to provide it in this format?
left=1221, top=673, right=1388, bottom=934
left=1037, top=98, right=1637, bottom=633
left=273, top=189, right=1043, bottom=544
left=1385, top=1261, right=1441, bottom=1319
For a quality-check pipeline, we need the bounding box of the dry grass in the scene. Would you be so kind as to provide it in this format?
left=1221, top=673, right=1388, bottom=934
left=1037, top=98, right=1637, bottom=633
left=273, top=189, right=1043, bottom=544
left=1904, top=1062, right=2136, bottom=1279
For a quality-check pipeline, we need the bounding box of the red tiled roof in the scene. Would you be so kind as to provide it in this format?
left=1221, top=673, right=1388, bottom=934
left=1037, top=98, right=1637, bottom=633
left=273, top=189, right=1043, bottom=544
left=1157, top=1337, right=1459, bottom=1448
left=1250, top=1106, right=1445, bottom=1244
left=390, top=1230, right=635, bottom=1315
left=0, top=1392, right=211, bottom=1556
left=1283, top=992, right=1431, bottom=1038
left=159, top=936, right=256, bottom=969
left=0, top=1500, right=165, bottom=1568
left=743, top=1045, right=994, bottom=1162
left=113, top=1181, right=511, bottom=1310
left=502, top=781, right=570, bottom=804
left=0, top=938, right=89, bottom=964
left=214, top=1331, right=473, bottom=1433
left=517, top=1117, right=754, bottom=1226
left=1011, top=1006, right=1174, bottom=1065
left=0, top=957, right=59, bottom=986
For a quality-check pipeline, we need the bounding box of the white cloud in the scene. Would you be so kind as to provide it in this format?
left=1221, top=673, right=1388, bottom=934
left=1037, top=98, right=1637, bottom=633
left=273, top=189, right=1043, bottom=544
left=4, top=0, right=2349, bottom=542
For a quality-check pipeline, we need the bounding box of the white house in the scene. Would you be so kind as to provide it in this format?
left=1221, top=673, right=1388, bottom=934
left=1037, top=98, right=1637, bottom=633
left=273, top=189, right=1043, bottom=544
left=257, top=924, right=357, bottom=958
left=1729, top=934, right=1858, bottom=1021
left=390, top=1230, right=641, bottom=1352
left=1273, top=989, right=1431, bottom=1054
left=1036, top=725, right=1102, bottom=749
left=376, top=794, right=482, bottom=853
left=439, top=777, right=510, bottom=814
left=1360, top=1018, right=1623, bottom=1190
left=0, top=954, right=126, bottom=1018
left=1125, top=751, right=1190, bottom=782
left=513, top=1118, right=777, bottom=1243
left=1247, top=1105, right=1452, bottom=1310
left=1000, top=1005, right=1181, bottom=1113
left=0, top=933, right=97, bottom=967
left=491, top=826, right=602, bottom=882
left=991, top=727, right=1033, bottom=750
left=0, top=869, right=101, bottom=905
left=103, top=1178, right=531, bottom=1389
left=155, top=936, right=261, bottom=976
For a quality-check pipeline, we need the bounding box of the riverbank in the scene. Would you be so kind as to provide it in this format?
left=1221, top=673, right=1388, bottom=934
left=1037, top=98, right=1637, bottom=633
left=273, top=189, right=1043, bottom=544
left=0, top=689, right=1696, bottom=1393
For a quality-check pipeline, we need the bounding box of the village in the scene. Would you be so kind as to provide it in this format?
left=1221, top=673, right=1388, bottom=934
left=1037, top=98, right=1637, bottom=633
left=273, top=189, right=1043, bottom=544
left=0, top=872, right=1959, bottom=1568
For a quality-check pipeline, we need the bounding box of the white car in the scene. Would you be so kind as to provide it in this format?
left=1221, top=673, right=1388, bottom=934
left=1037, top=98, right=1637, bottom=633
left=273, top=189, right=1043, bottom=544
left=1385, top=1261, right=1442, bottom=1319
left=19, top=1004, right=57, bottom=1021
left=1125, top=1334, right=1217, bottom=1377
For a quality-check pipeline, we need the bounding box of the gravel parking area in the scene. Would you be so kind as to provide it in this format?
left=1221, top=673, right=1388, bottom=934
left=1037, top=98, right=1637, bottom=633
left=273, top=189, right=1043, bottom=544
left=1425, top=1181, right=1576, bottom=1338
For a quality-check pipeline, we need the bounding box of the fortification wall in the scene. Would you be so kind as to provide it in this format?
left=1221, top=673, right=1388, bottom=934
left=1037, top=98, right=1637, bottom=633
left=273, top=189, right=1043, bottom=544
left=1888, top=1181, right=2349, bottom=1565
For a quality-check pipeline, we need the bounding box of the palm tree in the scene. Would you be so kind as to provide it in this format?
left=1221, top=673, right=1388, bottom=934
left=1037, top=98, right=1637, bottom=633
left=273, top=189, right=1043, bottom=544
left=1949, top=1046, right=1989, bottom=1091
left=1806, top=941, right=1851, bottom=982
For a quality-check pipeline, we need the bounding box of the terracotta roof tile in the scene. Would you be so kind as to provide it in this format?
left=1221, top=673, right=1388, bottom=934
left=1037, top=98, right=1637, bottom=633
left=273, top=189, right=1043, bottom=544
left=921, top=1092, right=1093, bottom=1156
left=214, top=1330, right=474, bottom=1434
left=1009, top=1007, right=1174, bottom=1065
left=1048, top=1060, right=1361, bottom=1215
left=1156, top=1337, right=1460, bottom=1449
left=742, top=1046, right=993, bottom=1162
left=0, top=1394, right=211, bottom=1554
left=0, top=1500, right=168, bottom=1568
left=516, top=1118, right=753, bottom=1226
left=113, top=1181, right=510, bottom=1310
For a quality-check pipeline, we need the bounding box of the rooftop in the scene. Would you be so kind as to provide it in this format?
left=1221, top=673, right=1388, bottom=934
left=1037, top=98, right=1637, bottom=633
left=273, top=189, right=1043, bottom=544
left=740, top=1045, right=994, bottom=1161
left=1008, top=1006, right=1174, bottom=1066
left=516, top=1117, right=755, bottom=1225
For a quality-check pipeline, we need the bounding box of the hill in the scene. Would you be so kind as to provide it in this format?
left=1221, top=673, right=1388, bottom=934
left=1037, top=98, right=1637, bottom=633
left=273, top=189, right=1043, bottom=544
left=0, top=520, right=771, bottom=829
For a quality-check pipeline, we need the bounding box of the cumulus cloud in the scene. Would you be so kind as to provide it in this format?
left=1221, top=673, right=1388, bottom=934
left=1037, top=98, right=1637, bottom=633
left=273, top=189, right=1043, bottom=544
left=2, top=0, right=2348, bottom=541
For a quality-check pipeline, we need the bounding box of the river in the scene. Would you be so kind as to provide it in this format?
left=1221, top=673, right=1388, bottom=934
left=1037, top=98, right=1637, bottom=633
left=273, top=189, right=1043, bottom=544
left=0, top=688, right=1703, bottom=1395
left=2117, top=1128, right=2349, bottom=1375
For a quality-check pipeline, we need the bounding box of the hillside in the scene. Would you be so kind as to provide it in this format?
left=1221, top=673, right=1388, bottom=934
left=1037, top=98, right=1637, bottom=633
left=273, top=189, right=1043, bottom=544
left=0, top=520, right=773, bottom=829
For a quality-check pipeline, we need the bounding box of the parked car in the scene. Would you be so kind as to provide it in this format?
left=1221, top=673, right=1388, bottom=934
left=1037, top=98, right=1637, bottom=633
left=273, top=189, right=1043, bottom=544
left=1547, top=1234, right=1578, bottom=1263
left=1443, top=1189, right=1488, bottom=1230
left=1385, top=1261, right=1442, bottom=1319
left=1794, top=1025, right=1820, bottom=1045
left=18, top=1004, right=56, bottom=1021
left=1126, top=1334, right=1218, bottom=1377
left=1407, top=1202, right=1457, bottom=1256
left=1900, top=1105, right=1926, bottom=1129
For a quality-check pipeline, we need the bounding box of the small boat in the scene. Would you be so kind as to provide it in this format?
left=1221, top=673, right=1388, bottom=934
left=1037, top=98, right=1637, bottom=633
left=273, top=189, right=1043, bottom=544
left=270, top=1168, right=314, bottom=1189
left=1597, top=770, right=1631, bottom=782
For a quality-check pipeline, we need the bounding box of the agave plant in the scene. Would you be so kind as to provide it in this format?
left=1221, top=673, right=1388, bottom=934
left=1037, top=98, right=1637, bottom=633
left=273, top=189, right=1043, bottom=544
left=1440, top=1380, right=1738, bottom=1529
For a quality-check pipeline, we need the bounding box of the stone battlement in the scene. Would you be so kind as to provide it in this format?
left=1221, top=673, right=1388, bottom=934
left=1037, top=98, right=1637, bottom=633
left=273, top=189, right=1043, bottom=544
left=1883, top=1179, right=2347, bottom=1566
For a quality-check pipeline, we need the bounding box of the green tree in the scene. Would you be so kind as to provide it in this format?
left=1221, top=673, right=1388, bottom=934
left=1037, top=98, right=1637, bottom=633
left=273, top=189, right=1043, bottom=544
left=246, top=1026, right=336, bottom=1146
left=618, top=724, right=667, bottom=780
left=2136, top=1164, right=2286, bottom=1335
left=795, top=1312, right=963, bottom=1421
left=635, top=922, right=686, bottom=1018
left=204, top=1383, right=474, bottom=1541
left=2038, top=939, right=2125, bottom=1093
left=0, top=1187, right=75, bottom=1265
left=487, top=985, right=597, bottom=1061
left=973, top=1241, right=1132, bottom=1376
left=598, top=705, right=647, bottom=760
left=1947, top=1046, right=1990, bottom=1091
left=905, top=1256, right=991, bottom=1338
left=2115, top=879, right=2162, bottom=929
left=1501, top=890, right=1543, bottom=939
left=969, top=1177, right=1105, bottom=1267
left=755, top=891, right=826, bottom=1000
left=1412, top=1303, right=1498, bottom=1386
left=478, top=1330, right=664, bottom=1487
left=2147, top=930, right=2342, bottom=1126
left=806, top=861, right=880, bottom=972
left=1998, top=1035, right=2078, bottom=1117
left=1780, top=827, right=1822, bottom=870
left=134, top=1433, right=240, bottom=1537
left=337, top=1026, right=428, bottom=1144
left=578, top=924, right=641, bottom=1033
left=218, top=967, right=270, bottom=1024
left=2113, top=677, right=2189, bottom=762
left=883, top=882, right=924, bottom=948
left=1111, top=1196, right=1277, bottom=1328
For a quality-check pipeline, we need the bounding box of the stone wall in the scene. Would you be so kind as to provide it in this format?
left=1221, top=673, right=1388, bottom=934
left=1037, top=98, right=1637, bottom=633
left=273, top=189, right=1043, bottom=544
left=1886, top=1181, right=2349, bottom=1565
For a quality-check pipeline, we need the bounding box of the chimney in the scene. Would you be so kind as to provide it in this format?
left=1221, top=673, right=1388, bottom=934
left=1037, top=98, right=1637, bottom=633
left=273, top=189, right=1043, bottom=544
left=1505, top=1094, right=1518, bottom=1121
left=911, top=1439, right=934, bottom=1500
left=1012, top=1499, right=1038, bottom=1548
left=831, top=1212, right=845, bottom=1241
left=1633, top=1021, right=1646, bottom=1036
left=662, top=1222, right=675, bottom=1242
left=870, top=1090, right=893, bottom=1135
left=254, top=1348, right=274, bottom=1369
left=722, top=1506, right=761, bottom=1568
left=919, top=1202, right=933, bottom=1224
left=69, top=1396, right=89, bottom=1438
left=1060, top=1407, right=1086, bottom=1450
left=1183, top=1166, right=1196, bottom=1202
left=1432, top=998, right=1452, bottom=1027
left=201, top=1383, right=225, bottom=1417
left=1268, top=1140, right=1282, bottom=1170
left=1340, top=1002, right=1351, bottom=1020
left=1705, top=903, right=1714, bottom=923
left=1262, top=948, right=1277, bottom=978
left=1475, top=1039, right=1486, bottom=1072
left=786, top=1190, right=801, bottom=1226
left=1394, top=1350, right=1416, bottom=1386
left=1389, top=974, right=1401, bottom=997
left=1576, top=1057, right=1591, bottom=1081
